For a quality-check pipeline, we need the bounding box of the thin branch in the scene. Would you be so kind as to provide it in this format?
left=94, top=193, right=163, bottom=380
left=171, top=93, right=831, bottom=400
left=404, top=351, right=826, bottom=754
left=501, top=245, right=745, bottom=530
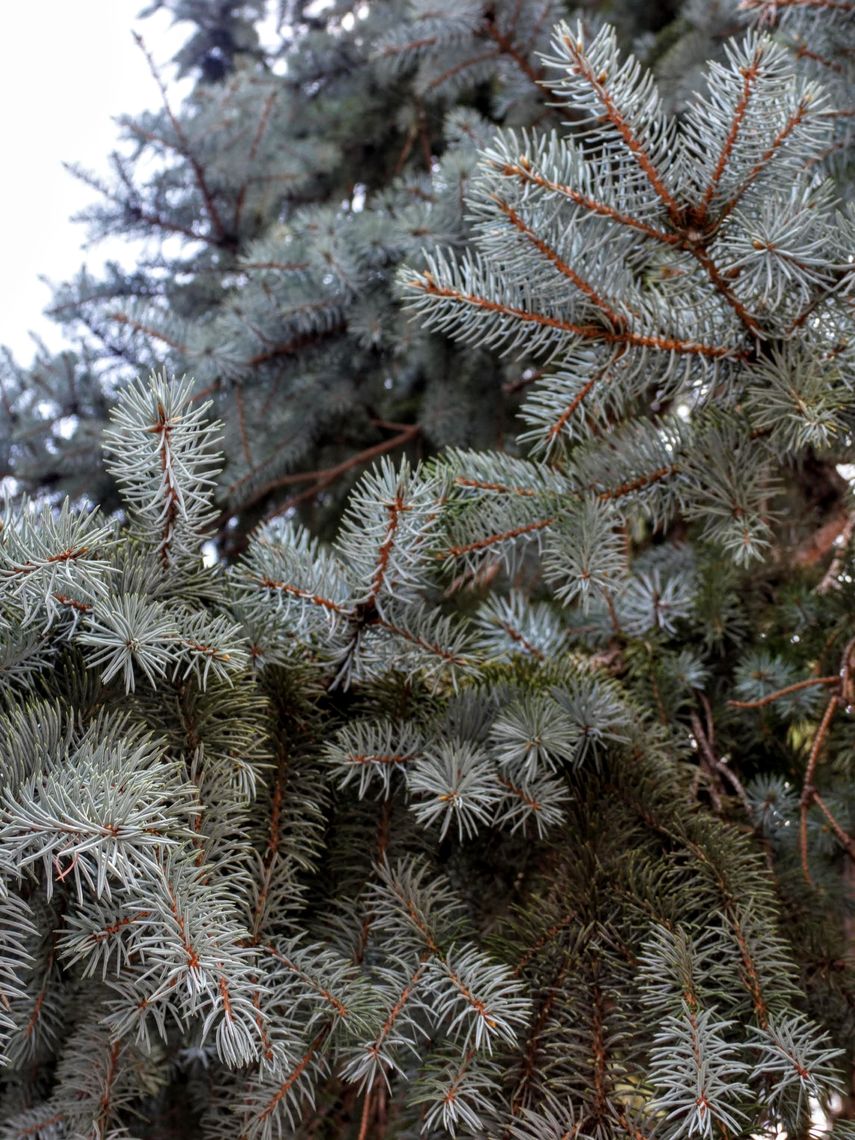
left=254, top=1028, right=328, bottom=1126
left=728, top=675, right=840, bottom=708
left=111, top=312, right=188, bottom=354
left=133, top=33, right=228, bottom=244
left=493, top=159, right=683, bottom=247
left=696, top=47, right=763, bottom=223
left=596, top=465, right=679, bottom=501
left=800, top=688, right=845, bottom=885
left=818, top=511, right=855, bottom=593
left=483, top=16, right=545, bottom=90
left=232, top=422, right=421, bottom=527
left=357, top=1089, right=373, bottom=1140
left=233, top=90, right=278, bottom=233
left=560, top=33, right=681, bottom=221
left=716, top=97, right=813, bottom=228
left=493, top=197, right=627, bottom=324
left=440, top=517, right=555, bottom=559
left=453, top=477, right=538, bottom=497
left=411, top=274, right=735, bottom=359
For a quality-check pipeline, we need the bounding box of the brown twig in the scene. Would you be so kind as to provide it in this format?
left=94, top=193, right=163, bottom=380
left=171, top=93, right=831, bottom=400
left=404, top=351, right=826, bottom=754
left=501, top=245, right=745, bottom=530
left=727, top=675, right=840, bottom=709
left=797, top=636, right=855, bottom=884
left=690, top=711, right=724, bottom=813
left=133, top=32, right=229, bottom=245
left=221, top=422, right=421, bottom=530
left=410, top=274, right=736, bottom=359
left=357, top=1089, right=373, bottom=1140
left=818, top=511, right=855, bottom=593
left=694, top=693, right=756, bottom=819
left=800, top=694, right=841, bottom=885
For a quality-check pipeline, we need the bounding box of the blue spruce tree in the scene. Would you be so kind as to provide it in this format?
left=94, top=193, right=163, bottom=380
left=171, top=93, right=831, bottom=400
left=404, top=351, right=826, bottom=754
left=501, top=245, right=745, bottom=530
left=2, top=1, right=855, bottom=1137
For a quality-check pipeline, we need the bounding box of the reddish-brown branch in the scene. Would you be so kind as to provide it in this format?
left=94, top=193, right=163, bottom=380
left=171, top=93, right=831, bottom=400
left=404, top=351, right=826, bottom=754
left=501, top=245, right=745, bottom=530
left=513, top=911, right=577, bottom=977
left=256, top=578, right=353, bottom=616
left=357, top=1089, right=373, bottom=1140
left=794, top=43, right=844, bottom=73
left=494, top=617, right=545, bottom=660
left=625, top=789, right=771, bottom=1022
left=439, top=1046, right=478, bottom=1114
left=697, top=50, right=762, bottom=222
left=411, top=275, right=734, bottom=359
left=597, top=465, right=678, bottom=501
left=689, top=711, right=724, bottom=813
left=262, top=943, right=350, bottom=1017
left=728, top=639, right=855, bottom=884
left=801, top=693, right=843, bottom=885
left=14, top=1112, right=66, bottom=1138
left=494, top=197, right=626, bottom=323
left=152, top=400, right=181, bottom=571
left=454, top=477, right=537, bottom=497
left=10, top=547, right=91, bottom=576
left=247, top=422, right=421, bottom=526
left=111, top=312, right=188, bottom=353
left=813, top=791, right=855, bottom=864
left=134, top=33, right=228, bottom=244
left=255, top=1029, right=328, bottom=1125
left=591, top=977, right=609, bottom=1121
left=561, top=34, right=681, bottom=221
left=494, top=159, right=683, bottom=246
left=96, top=1040, right=123, bottom=1134
left=441, top=517, right=556, bottom=558
left=345, top=751, right=416, bottom=767
left=92, top=910, right=153, bottom=941
left=166, top=881, right=201, bottom=971
left=370, top=493, right=406, bottom=604
left=484, top=17, right=545, bottom=90
left=24, top=987, right=48, bottom=1043
left=509, top=955, right=572, bottom=1120
left=425, top=49, right=503, bottom=93
left=131, top=207, right=222, bottom=247
left=252, top=988, right=275, bottom=1064
left=497, top=773, right=544, bottom=813
left=376, top=35, right=438, bottom=60
left=545, top=372, right=600, bottom=446
left=53, top=592, right=94, bottom=613
left=727, top=906, right=769, bottom=1027
left=497, top=155, right=763, bottom=338
left=728, top=675, right=840, bottom=709
left=375, top=617, right=471, bottom=666
left=246, top=319, right=347, bottom=367
left=689, top=246, right=764, bottom=336
left=717, top=99, right=812, bottom=227
left=364, top=958, right=429, bottom=1067
left=386, top=882, right=443, bottom=957
left=250, top=748, right=288, bottom=942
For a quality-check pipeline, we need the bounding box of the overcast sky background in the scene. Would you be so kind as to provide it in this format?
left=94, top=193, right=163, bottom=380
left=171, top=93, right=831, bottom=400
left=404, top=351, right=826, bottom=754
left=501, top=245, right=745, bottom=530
left=1, top=4, right=187, bottom=364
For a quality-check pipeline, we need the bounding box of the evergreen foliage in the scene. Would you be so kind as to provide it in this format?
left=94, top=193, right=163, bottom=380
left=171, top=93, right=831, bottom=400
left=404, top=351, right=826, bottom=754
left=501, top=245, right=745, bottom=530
left=3, top=0, right=855, bottom=1137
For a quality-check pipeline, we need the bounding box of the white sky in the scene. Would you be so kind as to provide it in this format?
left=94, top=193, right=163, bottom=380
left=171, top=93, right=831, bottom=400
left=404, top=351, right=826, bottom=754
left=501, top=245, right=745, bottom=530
left=0, top=3, right=185, bottom=364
